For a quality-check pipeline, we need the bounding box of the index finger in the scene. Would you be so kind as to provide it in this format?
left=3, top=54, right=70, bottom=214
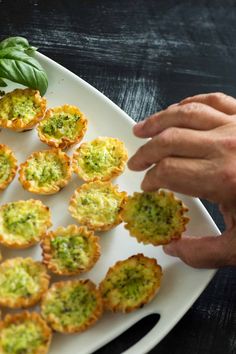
left=134, top=102, right=231, bottom=138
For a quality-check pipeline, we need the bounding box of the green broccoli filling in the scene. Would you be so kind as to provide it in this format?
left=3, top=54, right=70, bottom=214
left=43, top=285, right=97, bottom=327
left=76, top=187, right=121, bottom=224
left=130, top=193, right=181, bottom=237
left=103, top=265, right=152, bottom=302
left=10, top=95, right=38, bottom=123
left=0, top=262, right=40, bottom=298
left=51, top=234, right=90, bottom=270
left=80, top=144, right=120, bottom=175
left=2, top=202, right=45, bottom=240
left=42, top=112, right=80, bottom=140
left=25, top=153, right=65, bottom=187
left=0, top=154, right=11, bottom=184
left=1, top=321, right=44, bottom=354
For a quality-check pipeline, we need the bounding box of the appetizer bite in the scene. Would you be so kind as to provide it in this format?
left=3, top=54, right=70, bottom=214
left=121, top=190, right=189, bottom=245
left=0, top=88, right=46, bottom=131
left=19, top=149, right=71, bottom=194
left=72, top=137, right=128, bottom=182
left=69, top=181, right=127, bottom=231
left=41, top=225, right=100, bottom=275
left=0, top=311, right=52, bottom=354
left=0, top=257, right=50, bottom=308
left=41, top=280, right=103, bottom=333
left=37, top=104, right=88, bottom=149
left=0, top=199, right=52, bottom=249
left=99, top=254, right=162, bottom=313
left=0, top=144, right=17, bottom=190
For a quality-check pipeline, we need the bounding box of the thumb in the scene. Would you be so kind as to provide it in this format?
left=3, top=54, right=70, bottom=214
left=163, top=235, right=229, bottom=268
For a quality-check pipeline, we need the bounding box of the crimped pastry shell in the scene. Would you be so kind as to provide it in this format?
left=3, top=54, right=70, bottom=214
left=72, top=136, right=128, bottom=182
left=68, top=181, right=127, bottom=231
left=19, top=149, right=71, bottom=195
left=0, top=199, right=52, bottom=249
left=0, top=257, right=50, bottom=308
left=0, top=144, right=17, bottom=191
left=0, top=88, right=46, bottom=131
left=0, top=311, right=52, bottom=354
left=41, top=279, right=103, bottom=333
left=121, top=190, right=189, bottom=246
left=37, top=104, right=88, bottom=149
left=99, top=253, right=163, bottom=313
left=41, top=224, right=101, bottom=275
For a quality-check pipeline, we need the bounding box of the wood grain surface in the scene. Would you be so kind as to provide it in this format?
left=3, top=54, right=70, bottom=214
left=1, top=0, right=236, bottom=353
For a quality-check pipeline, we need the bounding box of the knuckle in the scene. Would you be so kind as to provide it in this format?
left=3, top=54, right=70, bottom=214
left=158, top=127, right=180, bottom=147
left=221, top=136, right=236, bottom=150
left=219, top=165, right=236, bottom=190
left=210, top=92, right=227, bottom=101
left=177, top=102, right=202, bottom=117
left=206, top=92, right=228, bottom=105
left=157, top=157, right=173, bottom=176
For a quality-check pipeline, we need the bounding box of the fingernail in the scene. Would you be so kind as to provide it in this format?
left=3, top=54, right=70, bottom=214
left=163, top=243, right=178, bottom=256
left=133, top=120, right=145, bottom=132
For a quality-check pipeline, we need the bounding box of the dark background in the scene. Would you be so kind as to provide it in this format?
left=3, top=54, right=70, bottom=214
left=1, top=0, right=236, bottom=353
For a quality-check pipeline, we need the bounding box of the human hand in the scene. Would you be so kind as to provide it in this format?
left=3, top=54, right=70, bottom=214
left=128, top=92, right=236, bottom=268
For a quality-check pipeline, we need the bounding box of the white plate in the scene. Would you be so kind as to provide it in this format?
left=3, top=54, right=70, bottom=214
left=0, top=53, right=220, bottom=354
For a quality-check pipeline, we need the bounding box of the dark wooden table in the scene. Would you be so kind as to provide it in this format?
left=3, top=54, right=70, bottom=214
left=1, top=0, right=236, bottom=353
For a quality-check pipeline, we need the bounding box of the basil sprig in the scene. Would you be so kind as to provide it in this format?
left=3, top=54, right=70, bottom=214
left=0, top=36, right=48, bottom=95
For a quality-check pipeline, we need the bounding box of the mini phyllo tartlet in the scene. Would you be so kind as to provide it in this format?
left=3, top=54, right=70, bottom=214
left=0, top=311, right=52, bottom=354
left=69, top=181, right=127, bottom=231
left=19, top=149, right=71, bottom=194
left=0, top=200, right=52, bottom=249
left=0, top=144, right=17, bottom=191
left=121, top=190, right=189, bottom=246
left=99, top=254, right=162, bottom=313
left=41, top=225, right=100, bottom=275
left=0, top=257, right=50, bottom=308
left=0, top=88, right=46, bottom=131
left=41, top=280, right=103, bottom=333
left=37, top=104, right=88, bottom=149
left=72, top=137, right=128, bottom=182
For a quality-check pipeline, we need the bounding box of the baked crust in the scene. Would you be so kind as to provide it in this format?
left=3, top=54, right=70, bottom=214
left=0, top=199, right=52, bottom=249
left=0, top=311, right=52, bottom=354
left=19, top=149, right=72, bottom=195
left=41, top=280, right=103, bottom=333
left=41, top=224, right=101, bottom=275
left=68, top=181, right=127, bottom=231
left=37, top=104, right=88, bottom=149
left=0, top=257, right=50, bottom=308
left=121, top=190, right=189, bottom=245
left=0, top=144, right=17, bottom=191
left=72, top=137, right=128, bottom=182
left=0, top=88, right=46, bottom=131
left=99, top=254, right=163, bottom=313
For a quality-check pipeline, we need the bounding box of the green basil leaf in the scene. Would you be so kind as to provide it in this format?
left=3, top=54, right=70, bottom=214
left=0, top=37, right=29, bottom=50
left=0, top=48, right=48, bottom=95
left=0, top=78, right=7, bottom=87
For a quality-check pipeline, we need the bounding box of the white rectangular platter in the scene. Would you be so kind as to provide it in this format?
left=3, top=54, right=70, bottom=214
left=0, top=52, right=220, bottom=354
